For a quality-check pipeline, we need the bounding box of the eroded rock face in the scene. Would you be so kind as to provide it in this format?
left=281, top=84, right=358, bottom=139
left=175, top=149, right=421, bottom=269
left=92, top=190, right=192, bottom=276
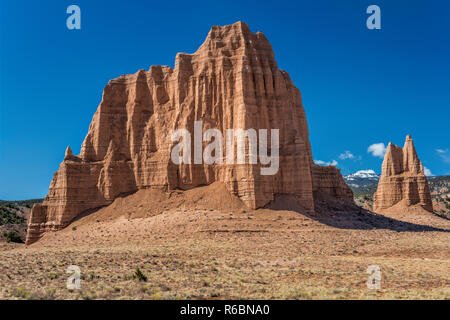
left=312, top=165, right=354, bottom=200
left=373, top=135, right=433, bottom=213
left=26, top=22, right=353, bottom=244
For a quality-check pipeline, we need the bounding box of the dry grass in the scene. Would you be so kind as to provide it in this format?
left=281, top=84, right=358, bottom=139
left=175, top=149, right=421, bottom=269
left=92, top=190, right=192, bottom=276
left=1, top=227, right=448, bottom=299
left=0, top=186, right=448, bottom=300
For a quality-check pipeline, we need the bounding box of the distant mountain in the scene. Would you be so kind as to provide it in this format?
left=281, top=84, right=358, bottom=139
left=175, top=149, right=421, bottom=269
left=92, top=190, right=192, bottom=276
left=344, top=170, right=380, bottom=188
left=0, top=199, right=43, bottom=208
left=429, top=176, right=450, bottom=218
left=427, top=175, right=450, bottom=196
left=344, top=172, right=450, bottom=217
left=0, top=200, right=42, bottom=243
left=344, top=171, right=450, bottom=196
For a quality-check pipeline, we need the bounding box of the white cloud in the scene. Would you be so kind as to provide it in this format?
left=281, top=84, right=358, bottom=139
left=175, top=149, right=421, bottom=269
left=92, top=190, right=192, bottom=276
left=314, top=159, right=338, bottom=166
left=367, top=143, right=387, bottom=158
left=424, top=166, right=434, bottom=177
left=436, top=148, right=450, bottom=163
left=339, top=150, right=354, bottom=160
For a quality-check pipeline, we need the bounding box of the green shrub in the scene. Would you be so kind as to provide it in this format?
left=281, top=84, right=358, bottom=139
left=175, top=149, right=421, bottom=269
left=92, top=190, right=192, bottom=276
left=6, top=231, right=23, bottom=243
left=149, top=292, right=162, bottom=300
left=14, top=286, right=30, bottom=299
left=0, top=206, right=25, bottom=225
left=133, top=267, right=147, bottom=282
left=48, top=272, right=59, bottom=280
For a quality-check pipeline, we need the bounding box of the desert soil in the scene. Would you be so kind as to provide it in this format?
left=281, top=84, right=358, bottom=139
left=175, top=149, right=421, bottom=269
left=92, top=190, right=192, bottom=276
left=0, top=183, right=449, bottom=300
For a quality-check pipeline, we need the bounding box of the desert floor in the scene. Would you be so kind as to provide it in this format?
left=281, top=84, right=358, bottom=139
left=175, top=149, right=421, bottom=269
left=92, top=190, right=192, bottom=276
left=0, top=185, right=449, bottom=300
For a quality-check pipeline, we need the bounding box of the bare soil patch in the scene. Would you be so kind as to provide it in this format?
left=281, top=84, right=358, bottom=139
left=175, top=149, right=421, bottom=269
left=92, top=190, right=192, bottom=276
left=1, top=184, right=448, bottom=300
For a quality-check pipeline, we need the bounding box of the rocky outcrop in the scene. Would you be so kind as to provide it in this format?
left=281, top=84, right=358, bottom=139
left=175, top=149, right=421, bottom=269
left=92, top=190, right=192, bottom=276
left=373, top=135, right=433, bottom=213
left=26, top=22, right=353, bottom=244
left=312, top=165, right=354, bottom=200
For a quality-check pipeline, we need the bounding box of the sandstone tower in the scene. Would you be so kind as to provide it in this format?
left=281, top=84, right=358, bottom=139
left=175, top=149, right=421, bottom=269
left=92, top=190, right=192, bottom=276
left=373, top=135, right=433, bottom=213
left=26, top=22, right=352, bottom=244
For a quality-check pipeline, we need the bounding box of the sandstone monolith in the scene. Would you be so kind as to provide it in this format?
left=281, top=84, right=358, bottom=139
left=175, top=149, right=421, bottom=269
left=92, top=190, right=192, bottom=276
left=26, top=22, right=353, bottom=244
left=373, top=135, right=433, bottom=213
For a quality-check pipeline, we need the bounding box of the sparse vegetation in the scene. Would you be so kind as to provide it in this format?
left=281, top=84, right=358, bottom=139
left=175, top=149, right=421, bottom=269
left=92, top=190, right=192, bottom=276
left=5, top=231, right=23, bottom=243
left=14, top=286, right=30, bottom=299
left=0, top=199, right=43, bottom=208
left=0, top=199, right=43, bottom=227
left=0, top=193, right=448, bottom=300
left=0, top=206, right=25, bottom=226
left=134, top=267, right=147, bottom=282
left=351, top=185, right=377, bottom=199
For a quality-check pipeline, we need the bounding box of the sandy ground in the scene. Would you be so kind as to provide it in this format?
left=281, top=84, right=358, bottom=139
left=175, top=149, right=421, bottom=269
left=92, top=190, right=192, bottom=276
left=0, top=184, right=449, bottom=300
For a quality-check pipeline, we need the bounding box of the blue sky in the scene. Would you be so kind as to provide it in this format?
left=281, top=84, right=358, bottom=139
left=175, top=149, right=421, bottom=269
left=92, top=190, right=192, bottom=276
left=0, top=0, right=449, bottom=200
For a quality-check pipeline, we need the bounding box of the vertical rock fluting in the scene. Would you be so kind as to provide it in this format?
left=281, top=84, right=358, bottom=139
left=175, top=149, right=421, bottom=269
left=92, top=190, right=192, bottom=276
left=373, top=135, right=433, bottom=213
left=26, top=22, right=353, bottom=244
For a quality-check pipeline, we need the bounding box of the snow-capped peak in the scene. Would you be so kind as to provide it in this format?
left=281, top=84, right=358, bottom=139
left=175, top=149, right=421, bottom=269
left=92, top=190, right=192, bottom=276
left=343, top=170, right=380, bottom=187
left=346, top=170, right=379, bottom=179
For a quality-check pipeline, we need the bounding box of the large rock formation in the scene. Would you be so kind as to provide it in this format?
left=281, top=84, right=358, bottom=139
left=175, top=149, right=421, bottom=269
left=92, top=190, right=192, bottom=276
left=26, top=22, right=353, bottom=244
left=373, top=135, right=433, bottom=213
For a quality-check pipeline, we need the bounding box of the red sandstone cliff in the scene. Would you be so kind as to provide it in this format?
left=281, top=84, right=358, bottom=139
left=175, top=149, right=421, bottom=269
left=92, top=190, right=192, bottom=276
left=373, top=135, right=433, bottom=213
left=26, top=22, right=353, bottom=244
